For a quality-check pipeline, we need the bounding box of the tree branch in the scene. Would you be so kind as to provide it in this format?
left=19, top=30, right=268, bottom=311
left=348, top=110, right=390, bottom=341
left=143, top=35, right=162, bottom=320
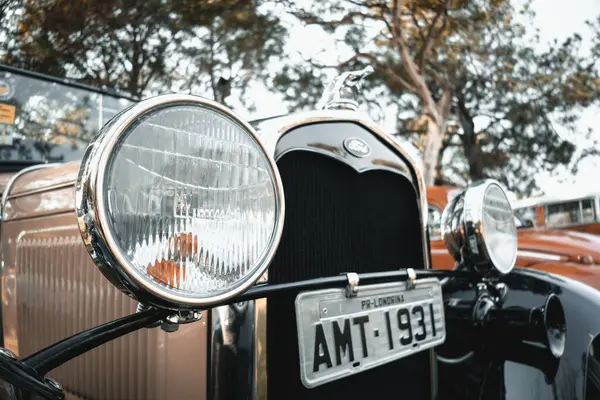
left=410, top=9, right=426, bottom=43
left=418, top=4, right=446, bottom=72
left=439, top=86, right=452, bottom=121
left=356, top=52, right=418, bottom=93
left=208, top=23, right=217, bottom=101
left=390, top=0, right=438, bottom=119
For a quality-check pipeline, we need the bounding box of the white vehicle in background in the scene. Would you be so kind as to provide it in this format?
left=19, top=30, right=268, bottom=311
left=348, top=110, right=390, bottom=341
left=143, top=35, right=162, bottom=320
left=513, top=192, right=600, bottom=234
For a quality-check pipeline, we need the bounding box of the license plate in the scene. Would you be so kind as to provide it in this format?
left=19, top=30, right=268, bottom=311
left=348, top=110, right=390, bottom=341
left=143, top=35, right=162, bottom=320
left=295, top=278, right=445, bottom=388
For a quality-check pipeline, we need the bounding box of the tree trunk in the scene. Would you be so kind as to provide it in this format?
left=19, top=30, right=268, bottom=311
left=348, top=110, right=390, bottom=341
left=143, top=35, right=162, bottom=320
left=421, top=115, right=445, bottom=186
left=456, top=95, right=485, bottom=181
left=467, top=146, right=485, bottom=181
left=434, top=139, right=450, bottom=185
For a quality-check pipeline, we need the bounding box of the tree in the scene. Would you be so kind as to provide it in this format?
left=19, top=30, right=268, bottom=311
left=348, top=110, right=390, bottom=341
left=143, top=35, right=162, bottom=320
left=168, top=3, right=286, bottom=110
left=562, top=15, right=600, bottom=177
left=277, top=0, right=600, bottom=194
left=0, top=0, right=285, bottom=105
left=279, top=0, right=483, bottom=185
left=441, top=5, right=600, bottom=194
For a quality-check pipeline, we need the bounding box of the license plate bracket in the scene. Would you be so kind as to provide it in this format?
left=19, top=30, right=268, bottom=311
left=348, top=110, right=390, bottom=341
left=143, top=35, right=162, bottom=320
left=295, top=277, right=446, bottom=388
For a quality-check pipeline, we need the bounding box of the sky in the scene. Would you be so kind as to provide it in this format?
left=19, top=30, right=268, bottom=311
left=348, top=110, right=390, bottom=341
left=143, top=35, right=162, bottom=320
left=235, top=0, right=600, bottom=198
left=522, top=0, right=600, bottom=196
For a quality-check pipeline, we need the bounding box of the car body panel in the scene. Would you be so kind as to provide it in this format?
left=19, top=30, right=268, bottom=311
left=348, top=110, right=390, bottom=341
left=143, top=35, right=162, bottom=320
left=439, top=267, right=600, bottom=400
left=1, top=164, right=207, bottom=400
left=516, top=229, right=600, bottom=264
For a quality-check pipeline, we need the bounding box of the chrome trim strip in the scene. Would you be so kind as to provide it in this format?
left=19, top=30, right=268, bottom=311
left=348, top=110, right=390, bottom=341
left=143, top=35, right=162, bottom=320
left=430, top=248, right=450, bottom=254
left=517, top=250, right=563, bottom=262
left=208, top=297, right=267, bottom=400
left=254, top=298, right=267, bottom=400
left=435, top=351, right=474, bottom=364
left=75, top=94, right=286, bottom=309
left=209, top=301, right=257, bottom=399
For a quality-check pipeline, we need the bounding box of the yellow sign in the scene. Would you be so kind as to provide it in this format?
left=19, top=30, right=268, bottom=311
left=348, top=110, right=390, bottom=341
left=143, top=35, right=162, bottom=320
left=0, top=104, right=16, bottom=125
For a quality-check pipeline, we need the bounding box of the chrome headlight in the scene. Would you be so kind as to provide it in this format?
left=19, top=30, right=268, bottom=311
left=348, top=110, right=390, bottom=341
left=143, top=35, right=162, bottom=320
left=441, top=180, right=517, bottom=274
left=76, top=94, right=285, bottom=309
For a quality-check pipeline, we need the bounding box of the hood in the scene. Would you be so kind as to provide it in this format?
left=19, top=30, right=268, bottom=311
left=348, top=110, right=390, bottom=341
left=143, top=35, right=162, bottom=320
left=517, top=228, right=600, bottom=266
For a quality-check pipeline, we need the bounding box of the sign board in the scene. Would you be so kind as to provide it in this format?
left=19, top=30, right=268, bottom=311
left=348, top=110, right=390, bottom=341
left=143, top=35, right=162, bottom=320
left=0, top=103, right=16, bottom=125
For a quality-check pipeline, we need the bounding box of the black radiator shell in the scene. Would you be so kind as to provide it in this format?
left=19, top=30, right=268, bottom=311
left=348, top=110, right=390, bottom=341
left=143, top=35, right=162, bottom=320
left=266, top=122, right=429, bottom=399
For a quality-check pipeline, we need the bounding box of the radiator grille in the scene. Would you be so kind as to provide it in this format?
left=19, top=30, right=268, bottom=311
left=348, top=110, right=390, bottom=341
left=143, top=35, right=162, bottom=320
left=267, top=150, right=428, bottom=399
left=10, top=222, right=206, bottom=400
left=16, top=233, right=156, bottom=399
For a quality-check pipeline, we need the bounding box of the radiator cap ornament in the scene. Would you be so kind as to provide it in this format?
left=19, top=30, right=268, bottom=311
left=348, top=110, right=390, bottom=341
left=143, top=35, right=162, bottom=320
left=318, top=65, right=374, bottom=111
left=343, top=137, right=371, bottom=158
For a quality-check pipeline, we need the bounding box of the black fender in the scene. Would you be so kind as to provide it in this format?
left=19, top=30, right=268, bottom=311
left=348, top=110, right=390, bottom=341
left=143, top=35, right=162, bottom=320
left=437, top=267, right=600, bottom=400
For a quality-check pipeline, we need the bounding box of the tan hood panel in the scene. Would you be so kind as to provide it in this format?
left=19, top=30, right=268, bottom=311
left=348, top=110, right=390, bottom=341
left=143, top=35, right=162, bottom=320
left=3, top=163, right=79, bottom=222
left=1, top=163, right=207, bottom=400
left=7, top=161, right=80, bottom=198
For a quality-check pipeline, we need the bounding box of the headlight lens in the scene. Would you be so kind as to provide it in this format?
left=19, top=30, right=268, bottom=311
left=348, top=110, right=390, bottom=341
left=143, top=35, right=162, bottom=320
left=481, top=184, right=517, bottom=273
left=441, top=180, right=517, bottom=274
left=77, top=95, right=284, bottom=308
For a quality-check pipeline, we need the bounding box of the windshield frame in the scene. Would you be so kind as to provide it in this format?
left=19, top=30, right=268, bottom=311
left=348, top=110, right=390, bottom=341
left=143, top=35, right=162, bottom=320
left=0, top=64, right=137, bottom=169
left=0, top=64, right=137, bottom=102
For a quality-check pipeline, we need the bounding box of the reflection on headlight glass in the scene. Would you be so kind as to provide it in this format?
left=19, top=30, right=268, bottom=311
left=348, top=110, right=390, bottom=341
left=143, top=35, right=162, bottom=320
left=482, top=185, right=517, bottom=271
left=106, top=106, right=278, bottom=299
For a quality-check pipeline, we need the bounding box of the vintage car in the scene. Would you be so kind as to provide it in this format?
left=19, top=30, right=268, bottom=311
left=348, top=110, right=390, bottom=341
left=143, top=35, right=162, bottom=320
left=513, top=192, right=600, bottom=234
left=0, top=65, right=598, bottom=400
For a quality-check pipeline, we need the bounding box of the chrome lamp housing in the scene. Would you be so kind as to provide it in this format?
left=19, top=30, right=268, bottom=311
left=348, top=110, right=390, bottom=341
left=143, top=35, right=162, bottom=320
left=440, top=179, right=517, bottom=274
left=75, top=94, right=285, bottom=310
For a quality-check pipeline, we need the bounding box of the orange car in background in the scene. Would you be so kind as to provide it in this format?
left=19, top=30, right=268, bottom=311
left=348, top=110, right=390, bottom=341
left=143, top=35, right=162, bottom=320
left=428, top=186, right=600, bottom=291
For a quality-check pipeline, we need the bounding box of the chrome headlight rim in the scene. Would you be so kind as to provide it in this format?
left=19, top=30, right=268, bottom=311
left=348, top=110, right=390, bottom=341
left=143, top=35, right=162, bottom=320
left=76, top=94, right=285, bottom=309
left=441, top=179, right=517, bottom=275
